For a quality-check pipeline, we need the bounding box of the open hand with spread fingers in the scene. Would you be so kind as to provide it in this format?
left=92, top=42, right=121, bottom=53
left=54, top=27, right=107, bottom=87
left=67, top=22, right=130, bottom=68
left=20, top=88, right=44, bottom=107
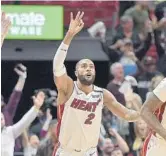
left=32, top=91, right=45, bottom=110
left=68, top=11, right=84, bottom=36
left=1, top=11, right=11, bottom=47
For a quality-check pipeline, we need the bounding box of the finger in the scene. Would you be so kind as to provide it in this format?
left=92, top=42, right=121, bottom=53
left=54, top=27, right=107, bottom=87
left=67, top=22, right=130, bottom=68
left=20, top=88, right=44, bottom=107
left=18, top=64, right=27, bottom=71
left=79, top=12, right=84, bottom=20
left=32, top=96, right=36, bottom=103
left=78, top=21, right=84, bottom=30
left=46, top=108, right=50, bottom=114
left=1, top=12, right=5, bottom=21
left=14, top=68, right=22, bottom=75
left=6, top=17, right=11, bottom=27
left=70, top=12, right=73, bottom=21
left=75, top=11, right=80, bottom=20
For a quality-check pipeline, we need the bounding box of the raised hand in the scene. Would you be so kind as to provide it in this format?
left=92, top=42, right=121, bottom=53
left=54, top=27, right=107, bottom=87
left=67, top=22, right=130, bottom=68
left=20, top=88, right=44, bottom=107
left=32, top=91, right=45, bottom=110
left=1, top=11, right=11, bottom=47
left=68, top=11, right=84, bottom=36
left=46, top=108, right=53, bottom=121
left=14, top=64, right=27, bottom=79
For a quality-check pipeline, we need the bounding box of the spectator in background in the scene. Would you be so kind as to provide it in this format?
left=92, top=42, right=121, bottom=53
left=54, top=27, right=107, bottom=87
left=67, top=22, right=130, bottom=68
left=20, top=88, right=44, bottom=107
left=30, top=89, right=57, bottom=137
left=36, top=120, right=58, bottom=156
left=88, top=17, right=152, bottom=76
left=152, top=1, right=166, bottom=76
left=1, top=64, right=27, bottom=126
left=40, top=108, right=53, bottom=138
left=101, top=128, right=129, bottom=156
left=119, top=1, right=135, bottom=17
left=124, top=75, right=142, bottom=111
left=131, top=119, right=149, bottom=156
left=124, top=1, right=150, bottom=35
left=1, top=63, right=27, bottom=152
left=107, top=63, right=126, bottom=106
left=1, top=92, right=45, bottom=156
left=137, top=56, right=162, bottom=101
left=22, top=108, right=53, bottom=156
left=111, top=148, right=124, bottom=156
left=112, top=15, right=141, bottom=48
left=22, top=131, right=40, bottom=156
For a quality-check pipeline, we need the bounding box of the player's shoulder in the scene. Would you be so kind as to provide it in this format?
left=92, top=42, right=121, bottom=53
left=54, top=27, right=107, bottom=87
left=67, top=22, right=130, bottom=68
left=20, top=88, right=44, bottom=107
left=156, top=78, right=166, bottom=89
left=153, top=78, right=166, bottom=103
left=93, top=85, right=104, bottom=93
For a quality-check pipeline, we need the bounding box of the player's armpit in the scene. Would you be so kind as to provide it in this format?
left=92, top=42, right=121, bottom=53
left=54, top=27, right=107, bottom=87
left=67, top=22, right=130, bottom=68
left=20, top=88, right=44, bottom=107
left=103, top=89, right=140, bottom=122
left=54, top=74, right=74, bottom=95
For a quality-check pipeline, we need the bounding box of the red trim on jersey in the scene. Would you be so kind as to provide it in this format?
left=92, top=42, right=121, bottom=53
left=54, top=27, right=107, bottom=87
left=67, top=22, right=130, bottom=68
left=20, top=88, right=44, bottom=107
left=142, top=103, right=166, bottom=156
left=142, top=132, right=152, bottom=156
left=52, top=104, right=65, bottom=156
left=157, top=103, right=166, bottom=122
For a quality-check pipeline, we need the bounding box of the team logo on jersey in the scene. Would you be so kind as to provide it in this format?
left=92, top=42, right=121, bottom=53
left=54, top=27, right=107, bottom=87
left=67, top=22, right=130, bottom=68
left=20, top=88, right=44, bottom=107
left=91, top=94, right=100, bottom=98
left=70, top=98, right=101, bottom=112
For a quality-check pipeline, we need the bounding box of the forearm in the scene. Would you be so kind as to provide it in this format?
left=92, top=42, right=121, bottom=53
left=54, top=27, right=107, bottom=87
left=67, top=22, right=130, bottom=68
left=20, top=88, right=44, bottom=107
left=22, top=130, right=29, bottom=148
left=53, top=31, right=74, bottom=77
left=125, top=109, right=140, bottom=122
left=12, top=106, right=39, bottom=139
left=6, top=90, right=22, bottom=120
left=141, top=107, right=166, bottom=139
left=40, top=118, right=52, bottom=137
left=115, top=133, right=129, bottom=153
left=15, top=77, right=26, bottom=91
left=40, top=130, right=47, bottom=138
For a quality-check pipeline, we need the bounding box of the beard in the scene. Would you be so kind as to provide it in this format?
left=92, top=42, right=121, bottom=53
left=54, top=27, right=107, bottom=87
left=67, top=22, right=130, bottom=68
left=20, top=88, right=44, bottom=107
left=77, top=74, right=95, bottom=86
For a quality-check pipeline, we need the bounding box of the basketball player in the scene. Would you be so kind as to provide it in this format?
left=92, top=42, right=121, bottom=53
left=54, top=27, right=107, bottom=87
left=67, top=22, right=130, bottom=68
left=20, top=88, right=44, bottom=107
left=53, top=11, right=140, bottom=156
left=141, top=78, right=166, bottom=156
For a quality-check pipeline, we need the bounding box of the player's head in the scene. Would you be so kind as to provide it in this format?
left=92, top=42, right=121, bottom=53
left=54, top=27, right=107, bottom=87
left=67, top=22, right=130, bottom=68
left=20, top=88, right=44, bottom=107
left=1, top=112, right=5, bottom=129
left=111, top=148, right=124, bottom=156
left=75, top=59, right=95, bottom=86
left=29, top=134, right=40, bottom=148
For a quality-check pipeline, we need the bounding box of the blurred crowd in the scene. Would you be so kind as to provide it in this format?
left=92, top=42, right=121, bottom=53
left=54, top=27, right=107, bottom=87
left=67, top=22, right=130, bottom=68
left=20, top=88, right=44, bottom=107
left=1, top=1, right=166, bottom=156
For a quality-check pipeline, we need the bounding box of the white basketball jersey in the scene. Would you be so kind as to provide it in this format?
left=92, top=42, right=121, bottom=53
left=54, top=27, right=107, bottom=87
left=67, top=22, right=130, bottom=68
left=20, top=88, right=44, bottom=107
left=153, top=78, right=166, bottom=139
left=58, top=82, right=104, bottom=151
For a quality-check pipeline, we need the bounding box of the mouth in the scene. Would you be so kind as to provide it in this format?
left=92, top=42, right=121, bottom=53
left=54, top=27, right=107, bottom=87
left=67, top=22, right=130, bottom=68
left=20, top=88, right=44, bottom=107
left=86, top=73, right=92, bottom=79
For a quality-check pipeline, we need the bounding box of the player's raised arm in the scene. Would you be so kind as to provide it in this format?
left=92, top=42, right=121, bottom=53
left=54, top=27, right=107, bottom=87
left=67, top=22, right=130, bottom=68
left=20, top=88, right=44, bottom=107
left=140, top=78, right=166, bottom=141
left=103, top=89, right=140, bottom=122
left=53, top=11, right=84, bottom=94
left=1, top=12, right=11, bottom=47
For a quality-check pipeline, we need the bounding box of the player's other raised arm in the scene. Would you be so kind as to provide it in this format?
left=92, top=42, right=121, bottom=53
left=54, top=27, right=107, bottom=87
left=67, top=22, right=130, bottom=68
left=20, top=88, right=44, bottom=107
left=53, top=11, right=84, bottom=94
left=140, top=78, right=166, bottom=140
left=103, top=89, right=140, bottom=122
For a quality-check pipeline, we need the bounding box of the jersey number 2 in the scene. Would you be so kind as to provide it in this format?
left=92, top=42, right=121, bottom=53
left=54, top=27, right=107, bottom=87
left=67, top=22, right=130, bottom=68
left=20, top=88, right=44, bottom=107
left=84, top=113, right=95, bottom=125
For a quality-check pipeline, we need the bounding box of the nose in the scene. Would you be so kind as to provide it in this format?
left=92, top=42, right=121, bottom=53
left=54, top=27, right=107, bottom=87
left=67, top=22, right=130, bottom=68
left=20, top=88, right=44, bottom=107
left=86, top=66, right=91, bottom=71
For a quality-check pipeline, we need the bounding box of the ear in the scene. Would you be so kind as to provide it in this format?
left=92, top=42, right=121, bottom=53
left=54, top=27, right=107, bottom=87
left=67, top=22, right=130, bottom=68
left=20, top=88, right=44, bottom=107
left=75, top=70, right=78, bottom=77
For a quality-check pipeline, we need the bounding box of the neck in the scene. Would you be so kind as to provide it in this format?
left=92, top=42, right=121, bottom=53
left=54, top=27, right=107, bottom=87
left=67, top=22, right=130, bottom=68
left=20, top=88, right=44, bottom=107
left=113, top=77, right=124, bottom=84
left=77, top=80, right=93, bottom=94
left=103, top=153, right=111, bottom=156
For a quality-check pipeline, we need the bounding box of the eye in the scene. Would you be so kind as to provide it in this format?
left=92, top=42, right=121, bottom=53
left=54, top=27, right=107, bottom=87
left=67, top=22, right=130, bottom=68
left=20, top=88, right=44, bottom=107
left=81, top=63, right=87, bottom=68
